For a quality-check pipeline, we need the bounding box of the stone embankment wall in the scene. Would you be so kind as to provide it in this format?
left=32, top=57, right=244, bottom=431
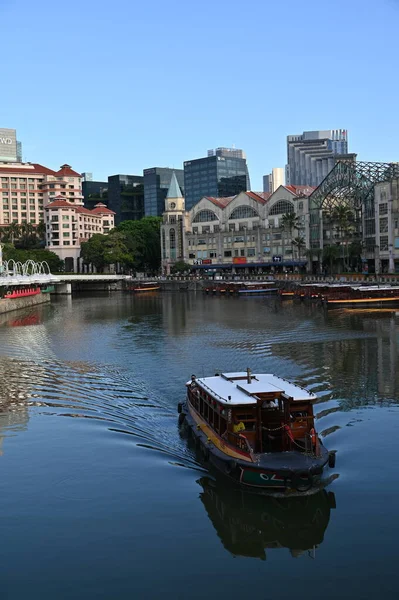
left=0, top=293, right=50, bottom=315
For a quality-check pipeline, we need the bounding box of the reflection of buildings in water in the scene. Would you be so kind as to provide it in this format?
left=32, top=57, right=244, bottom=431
left=0, top=356, right=32, bottom=456
left=0, top=407, right=29, bottom=456
left=198, top=477, right=335, bottom=560
left=274, top=311, right=399, bottom=404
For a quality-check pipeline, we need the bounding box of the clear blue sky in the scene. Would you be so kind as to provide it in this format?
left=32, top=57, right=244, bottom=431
left=2, top=0, right=398, bottom=189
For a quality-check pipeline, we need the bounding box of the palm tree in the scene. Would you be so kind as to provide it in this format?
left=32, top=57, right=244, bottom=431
left=281, top=212, right=301, bottom=236
left=291, top=236, right=306, bottom=260
left=36, top=221, right=46, bottom=241
left=323, top=245, right=340, bottom=276
left=6, top=222, right=21, bottom=245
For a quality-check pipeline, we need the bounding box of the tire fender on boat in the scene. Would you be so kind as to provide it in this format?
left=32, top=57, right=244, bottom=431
left=292, top=471, right=313, bottom=492
left=178, top=413, right=186, bottom=426
left=328, top=451, right=336, bottom=469
left=177, top=402, right=183, bottom=414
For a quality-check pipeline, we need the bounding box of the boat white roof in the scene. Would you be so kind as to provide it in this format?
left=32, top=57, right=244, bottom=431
left=193, top=372, right=316, bottom=405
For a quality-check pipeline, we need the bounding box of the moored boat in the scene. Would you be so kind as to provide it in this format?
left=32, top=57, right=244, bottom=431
left=322, top=285, right=399, bottom=308
left=4, top=288, right=41, bottom=299
left=204, top=281, right=277, bottom=295
left=178, top=370, right=335, bottom=492
left=127, top=281, right=160, bottom=292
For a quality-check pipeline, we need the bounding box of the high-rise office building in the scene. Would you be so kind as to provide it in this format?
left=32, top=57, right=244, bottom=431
left=286, top=129, right=348, bottom=186
left=82, top=172, right=93, bottom=182
left=143, top=167, right=184, bottom=216
left=107, top=174, right=144, bottom=224
left=207, top=147, right=247, bottom=159
left=0, top=128, right=18, bottom=163
left=184, top=147, right=250, bottom=210
left=263, top=167, right=284, bottom=193
left=82, top=180, right=108, bottom=210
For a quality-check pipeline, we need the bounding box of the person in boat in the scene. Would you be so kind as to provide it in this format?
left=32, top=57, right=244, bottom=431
left=233, top=417, right=245, bottom=434
left=190, top=375, right=197, bottom=389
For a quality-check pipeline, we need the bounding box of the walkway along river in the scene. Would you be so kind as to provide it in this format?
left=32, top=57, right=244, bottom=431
left=0, top=292, right=398, bottom=599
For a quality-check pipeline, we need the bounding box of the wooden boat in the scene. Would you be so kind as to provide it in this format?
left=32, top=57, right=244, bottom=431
left=4, top=288, right=41, bottom=299
left=322, top=285, right=399, bottom=308
left=178, top=370, right=335, bottom=492
left=128, top=281, right=160, bottom=293
left=204, top=281, right=277, bottom=295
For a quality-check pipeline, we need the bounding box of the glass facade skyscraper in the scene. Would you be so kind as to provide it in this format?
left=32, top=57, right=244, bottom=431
left=184, top=150, right=250, bottom=210
left=107, top=174, right=144, bottom=224
left=143, top=168, right=184, bottom=217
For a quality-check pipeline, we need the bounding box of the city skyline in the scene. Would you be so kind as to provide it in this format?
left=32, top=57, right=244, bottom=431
left=1, top=0, right=399, bottom=190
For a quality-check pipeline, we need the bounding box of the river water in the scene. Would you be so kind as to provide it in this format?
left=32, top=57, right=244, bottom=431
left=0, top=292, right=398, bottom=599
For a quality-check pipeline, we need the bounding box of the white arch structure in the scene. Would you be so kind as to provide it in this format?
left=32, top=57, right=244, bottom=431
left=0, top=259, right=56, bottom=287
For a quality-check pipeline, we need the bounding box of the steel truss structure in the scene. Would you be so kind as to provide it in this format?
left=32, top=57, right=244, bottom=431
left=309, top=160, right=399, bottom=250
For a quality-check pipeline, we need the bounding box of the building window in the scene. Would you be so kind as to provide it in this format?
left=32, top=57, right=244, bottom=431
left=224, top=250, right=232, bottom=257
left=380, top=236, right=389, bottom=251
left=192, top=209, right=218, bottom=223
left=247, top=248, right=256, bottom=257
left=229, top=205, right=259, bottom=219
left=269, top=200, right=294, bottom=215
left=162, top=230, right=166, bottom=259
left=379, top=218, right=388, bottom=233
left=379, top=203, right=388, bottom=215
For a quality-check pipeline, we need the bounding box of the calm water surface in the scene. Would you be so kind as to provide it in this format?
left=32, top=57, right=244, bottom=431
left=0, top=293, right=398, bottom=599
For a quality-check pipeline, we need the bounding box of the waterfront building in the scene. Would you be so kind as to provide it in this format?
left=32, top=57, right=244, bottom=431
left=286, top=130, right=348, bottom=187
left=107, top=174, right=144, bottom=225
left=82, top=180, right=108, bottom=211
left=161, top=172, right=189, bottom=273
left=161, top=181, right=314, bottom=274
left=184, top=147, right=250, bottom=211
left=143, top=167, right=184, bottom=217
left=45, top=196, right=115, bottom=272
left=0, top=162, right=86, bottom=228
left=263, top=168, right=285, bottom=193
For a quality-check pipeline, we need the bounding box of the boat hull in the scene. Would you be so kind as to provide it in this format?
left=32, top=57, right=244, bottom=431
left=180, top=402, right=330, bottom=492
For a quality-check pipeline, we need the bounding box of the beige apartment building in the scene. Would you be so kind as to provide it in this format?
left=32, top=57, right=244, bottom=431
left=161, top=180, right=314, bottom=274
left=0, top=162, right=114, bottom=271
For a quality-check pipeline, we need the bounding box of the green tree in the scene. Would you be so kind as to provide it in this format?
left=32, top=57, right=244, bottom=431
left=291, top=236, right=306, bottom=260
left=4, top=223, right=21, bottom=245
left=80, top=234, right=107, bottom=272
left=36, top=221, right=46, bottom=241
left=322, top=245, right=340, bottom=276
left=117, top=217, right=161, bottom=273
left=171, top=261, right=191, bottom=274
left=103, top=231, right=131, bottom=267
left=281, top=212, right=300, bottom=236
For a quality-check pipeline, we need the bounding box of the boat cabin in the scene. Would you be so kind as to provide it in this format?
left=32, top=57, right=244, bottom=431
left=187, top=371, right=317, bottom=455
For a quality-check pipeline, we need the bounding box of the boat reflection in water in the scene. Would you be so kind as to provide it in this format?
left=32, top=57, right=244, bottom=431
left=198, top=476, right=336, bottom=560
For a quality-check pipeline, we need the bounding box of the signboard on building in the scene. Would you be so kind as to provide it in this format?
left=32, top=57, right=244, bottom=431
left=272, top=255, right=282, bottom=263
left=0, top=128, right=17, bottom=162
left=202, top=259, right=212, bottom=264
left=233, top=257, right=247, bottom=264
